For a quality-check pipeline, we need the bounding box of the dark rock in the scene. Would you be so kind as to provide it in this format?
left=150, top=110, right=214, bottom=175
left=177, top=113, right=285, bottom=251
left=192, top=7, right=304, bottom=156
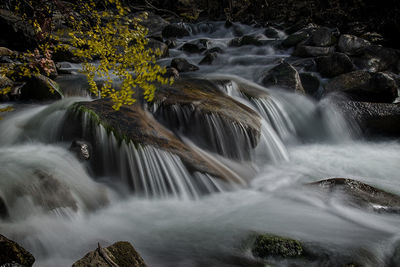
left=0, top=234, right=35, bottom=266
left=325, top=70, right=398, bottom=103
left=309, top=178, right=400, bottom=213
left=205, top=47, right=224, bottom=54
left=316, top=52, right=354, bottom=78
left=352, top=45, right=400, bottom=72
left=70, top=140, right=91, bottom=161
left=336, top=101, right=400, bottom=137
left=72, top=241, right=146, bottom=267
left=282, top=31, right=310, bottom=48
left=300, top=72, right=320, bottom=96
left=229, top=35, right=263, bottom=47
left=261, top=61, right=305, bottom=93
left=293, top=45, right=335, bottom=57
left=134, top=11, right=169, bottom=36
left=199, top=52, right=218, bottom=65
left=162, top=23, right=190, bottom=39
left=0, top=76, right=13, bottom=91
left=170, top=58, right=199, bottom=72
left=164, top=39, right=177, bottom=49
left=181, top=39, right=209, bottom=54
left=252, top=233, right=304, bottom=259
left=264, top=27, right=280, bottom=39
left=52, top=44, right=82, bottom=63
left=73, top=97, right=245, bottom=182
left=0, top=9, right=36, bottom=50
left=146, top=38, right=169, bottom=58
left=0, top=47, right=14, bottom=57
left=311, top=27, right=339, bottom=47
left=290, top=58, right=317, bottom=72
left=338, top=34, right=371, bottom=56
left=20, top=74, right=63, bottom=101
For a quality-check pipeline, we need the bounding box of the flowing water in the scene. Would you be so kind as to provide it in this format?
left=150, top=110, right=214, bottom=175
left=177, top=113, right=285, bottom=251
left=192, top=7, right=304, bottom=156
left=1, top=21, right=400, bottom=266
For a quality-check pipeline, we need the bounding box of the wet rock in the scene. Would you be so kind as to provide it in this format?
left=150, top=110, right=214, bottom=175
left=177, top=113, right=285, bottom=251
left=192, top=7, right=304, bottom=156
left=336, top=101, right=400, bottom=137
left=0, top=196, right=8, bottom=219
left=251, top=233, right=304, bottom=259
left=170, top=58, right=199, bottom=72
left=70, top=140, right=92, bottom=161
left=316, top=52, right=354, bottom=78
left=325, top=71, right=398, bottom=103
left=162, top=23, right=190, bottom=39
left=290, top=58, right=317, bottom=72
left=181, top=39, right=209, bottom=54
left=261, top=61, right=305, bottom=93
left=205, top=47, right=224, bottom=54
left=146, top=39, right=169, bottom=58
left=73, top=98, right=244, bottom=182
left=72, top=241, right=146, bottom=267
left=352, top=45, right=400, bottom=72
left=293, top=45, right=335, bottom=57
left=309, top=178, right=400, bottom=213
left=338, top=34, right=371, bottom=56
left=264, top=27, right=280, bottom=39
left=282, top=31, right=310, bottom=48
left=20, top=74, right=63, bottom=101
left=199, top=52, right=218, bottom=65
left=0, top=234, right=35, bottom=266
left=229, top=35, right=263, bottom=47
left=300, top=72, right=320, bottom=96
left=152, top=78, right=262, bottom=160
left=311, top=27, right=339, bottom=47
left=164, top=67, right=179, bottom=80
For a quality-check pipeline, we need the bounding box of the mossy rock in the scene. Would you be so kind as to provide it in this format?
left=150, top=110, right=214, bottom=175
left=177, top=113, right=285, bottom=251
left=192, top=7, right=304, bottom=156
left=251, top=233, right=304, bottom=259
left=0, top=234, right=35, bottom=266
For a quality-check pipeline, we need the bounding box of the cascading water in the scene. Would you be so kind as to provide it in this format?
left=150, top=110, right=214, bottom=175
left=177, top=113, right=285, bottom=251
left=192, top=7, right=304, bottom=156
left=1, top=20, right=399, bottom=267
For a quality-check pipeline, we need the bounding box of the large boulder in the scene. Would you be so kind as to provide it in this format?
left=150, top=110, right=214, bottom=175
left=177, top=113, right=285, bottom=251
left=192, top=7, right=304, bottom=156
left=162, top=23, right=190, bottom=39
left=261, top=61, right=305, bottom=93
left=152, top=78, right=262, bottom=159
left=73, top=98, right=243, bottom=183
left=325, top=70, right=398, bottom=103
left=336, top=101, right=400, bottom=137
left=72, top=241, right=146, bottom=267
left=0, top=234, right=35, bottom=266
left=316, top=52, right=354, bottom=78
left=311, top=27, right=339, bottom=47
left=338, top=34, right=371, bottom=56
left=352, top=45, right=400, bottom=72
left=20, top=74, right=63, bottom=101
left=309, top=178, right=400, bottom=213
left=282, top=31, right=310, bottom=48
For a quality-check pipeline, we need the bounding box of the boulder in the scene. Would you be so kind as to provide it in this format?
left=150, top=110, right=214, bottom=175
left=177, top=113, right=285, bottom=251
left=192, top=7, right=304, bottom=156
left=199, top=52, right=218, bottom=65
left=72, top=241, right=146, bottom=267
left=336, top=101, right=400, bottom=137
left=311, top=27, right=339, bottom=47
left=205, top=47, right=224, bottom=54
left=264, top=27, right=281, bottom=39
left=181, top=39, right=209, bottom=54
left=282, top=31, right=310, bottom=48
left=73, top=98, right=244, bottom=183
left=316, top=52, right=354, bottom=78
left=293, top=45, right=335, bottom=57
left=229, top=35, right=263, bottom=47
left=20, top=74, right=63, bottom=101
left=170, top=58, right=199, bottom=72
left=261, top=61, right=305, bottom=93
left=152, top=78, right=262, bottom=160
left=309, top=178, right=400, bottom=213
left=338, top=34, right=371, bottom=56
left=162, top=23, right=190, bottom=39
left=352, top=45, right=400, bottom=72
left=0, top=234, right=35, bottom=266
left=251, top=233, right=304, bottom=259
left=325, top=71, right=398, bottom=103
left=300, top=72, right=320, bottom=96
left=146, top=38, right=169, bottom=58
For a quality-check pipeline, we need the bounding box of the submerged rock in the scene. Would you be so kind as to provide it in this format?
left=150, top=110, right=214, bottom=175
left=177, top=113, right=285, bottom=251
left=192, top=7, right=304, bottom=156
left=251, top=233, right=304, bottom=259
left=261, top=61, right=305, bottom=93
left=309, top=178, right=400, bottom=213
left=0, top=234, right=35, bottom=266
left=325, top=70, right=398, bottom=103
left=72, top=241, right=146, bottom=267
left=337, top=100, right=400, bottom=137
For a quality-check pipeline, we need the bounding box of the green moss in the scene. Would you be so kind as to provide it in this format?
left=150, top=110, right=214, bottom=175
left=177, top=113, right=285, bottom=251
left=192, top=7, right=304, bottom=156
left=251, top=233, right=304, bottom=259
left=107, top=241, right=146, bottom=267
